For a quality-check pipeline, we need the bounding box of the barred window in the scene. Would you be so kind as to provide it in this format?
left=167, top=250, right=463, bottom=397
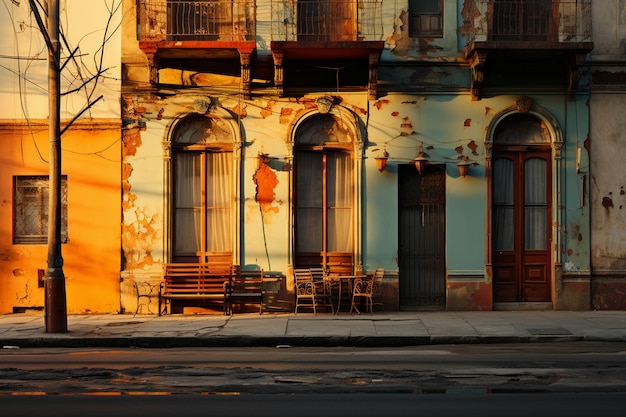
left=14, top=176, right=68, bottom=245
left=409, top=0, right=443, bottom=38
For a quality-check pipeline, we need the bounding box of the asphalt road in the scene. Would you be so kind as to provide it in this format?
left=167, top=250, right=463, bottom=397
left=3, top=393, right=626, bottom=417
left=2, top=341, right=626, bottom=395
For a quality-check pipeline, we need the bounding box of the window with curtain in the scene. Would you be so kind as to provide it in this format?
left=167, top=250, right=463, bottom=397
left=294, top=113, right=354, bottom=267
left=524, top=157, right=547, bottom=250
left=493, top=155, right=548, bottom=252
left=296, top=151, right=352, bottom=254
left=172, top=114, right=233, bottom=261
left=493, top=158, right=514, bottom=251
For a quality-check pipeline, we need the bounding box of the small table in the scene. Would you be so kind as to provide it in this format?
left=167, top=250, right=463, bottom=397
left=326, top=275, right=366, bottom=314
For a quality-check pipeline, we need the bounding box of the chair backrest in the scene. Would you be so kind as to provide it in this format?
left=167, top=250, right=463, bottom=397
left=294, top=269, right=314, bottom=296
left=294, top=268, right=313, bottom=282
left=352, top=276, right=374, bottom=296
left=372, top=268, right=384, bottom=296
left=309, top=267, right=326, bottom=281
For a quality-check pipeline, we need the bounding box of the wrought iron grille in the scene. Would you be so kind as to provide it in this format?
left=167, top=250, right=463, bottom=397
left=14, top=176, right=68, bottom=245
left=468, top=0, right=592, bottom=43
left=138, top=0, right=255, bottom=41
left=270, top=0, right=383, bottom=42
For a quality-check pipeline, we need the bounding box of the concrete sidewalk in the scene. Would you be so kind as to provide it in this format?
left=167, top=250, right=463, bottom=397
left=2, top=311, right=626, bottom=348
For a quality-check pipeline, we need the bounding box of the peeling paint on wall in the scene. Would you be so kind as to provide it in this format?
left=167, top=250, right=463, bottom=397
left=261, top=101, right=275, bottom=119
left=373, top=99, right=390, bottom=110
left=460, top=0, right=481, bottom=40
left=122, top=206, right=161, bottom=270
left=253, top=156, right=280, bottom=222
left=467, top=140, right=479, bottom=155
left=279, top=107, right=293, bottom=124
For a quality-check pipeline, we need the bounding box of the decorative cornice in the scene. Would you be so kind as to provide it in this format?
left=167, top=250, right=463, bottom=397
left=0, top=118, right=121, bottom=132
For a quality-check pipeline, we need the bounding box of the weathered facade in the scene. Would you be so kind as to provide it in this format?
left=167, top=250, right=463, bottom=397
left=2, top=1, right=610, bottom=315
left=120, top=0, right=595, bottom=313
left=0, top=2, right=122, bottom=314
left=589, top=1, right=626, bottom=309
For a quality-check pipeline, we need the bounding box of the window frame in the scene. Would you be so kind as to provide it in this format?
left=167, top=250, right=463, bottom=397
left=408, top=0, right=443, bottom=38
left=170, top=114, right=235, bottom=263
left=13, top=175, right=68, bottom=245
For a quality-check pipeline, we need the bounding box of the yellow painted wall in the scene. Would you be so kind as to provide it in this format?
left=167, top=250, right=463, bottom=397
left=0, top=120, right=121, bottom=314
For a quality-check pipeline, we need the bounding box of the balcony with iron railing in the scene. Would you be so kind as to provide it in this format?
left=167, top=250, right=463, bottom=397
left=467, top=0, right=592, bottom=45
left=465, top=1, right=594, bottom=100
left=270, top=0, right=383, bottom=42
left=138, top=0, right=256, bottom=42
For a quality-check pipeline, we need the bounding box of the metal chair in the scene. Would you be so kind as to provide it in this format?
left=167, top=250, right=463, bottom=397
left=350, top=276, right=374, bottom=315
left=371, top=267, right=385, bottom=311
left=134, top=280, right=159, bottom=315
left=294, top=269, right=317, bottom=314
left=309, top=267, right=334, bottom=314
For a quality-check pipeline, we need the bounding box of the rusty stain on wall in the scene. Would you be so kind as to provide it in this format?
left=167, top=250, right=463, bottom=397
left=123, top=128, right=142, bottom=156
left=261, top=101, right=275, bottom=119
left=279, top=107, right=293, bottom=124
left=232, top=104, right=247, bottom=118
left=253, top=156, right=279, bottom=221
left=373, top=99, right=390, bottom=110
left=467, top=140, right=479, bottom=155
left=459, top=0, right=481, bottom=40
left=351, top=105, right=367, bottom=116
left=602, top=196, right=614, bottom=209
left=416, top=38, right=443, bottom=55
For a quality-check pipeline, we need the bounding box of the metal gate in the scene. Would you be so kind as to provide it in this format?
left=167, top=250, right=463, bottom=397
left=398, top=164, right=446, bottom=309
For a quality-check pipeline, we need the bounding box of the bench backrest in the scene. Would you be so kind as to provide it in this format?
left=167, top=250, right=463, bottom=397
left=163, top=263, right=234, bottom=295
left=229, top=270, right=264, bottom=294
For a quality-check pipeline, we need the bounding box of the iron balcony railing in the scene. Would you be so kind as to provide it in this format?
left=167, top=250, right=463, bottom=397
left=270, top=0, right=383, bottom=42
left=138, top=0, right=255, bottom=41
left=468, top=0, right=592, bottom=44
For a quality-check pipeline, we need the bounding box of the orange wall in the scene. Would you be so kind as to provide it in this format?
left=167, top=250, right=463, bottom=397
left=0, top=120, right=121, bottom=314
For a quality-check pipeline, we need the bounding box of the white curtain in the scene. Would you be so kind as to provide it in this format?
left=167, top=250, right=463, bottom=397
left=296, top=151, right=352, bottom=253
left=524, top=158, right=547, bottom=250
left=296, top=153, right=323, bottom=252
left=493, top=158, right=514, bottom=251
left=175, top=151, right=231, bottom=255
left=175, top=153, right=201, bottom=254
left=206, top=152, right=232, bottom=252
left=327, top=153, right=352, bottom=252
left=493, top=157, right=547, bottom=251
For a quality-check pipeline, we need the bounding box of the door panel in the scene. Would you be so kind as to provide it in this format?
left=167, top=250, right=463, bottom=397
left=492, top=150, right=551, bottom=303
left=398, top=165, right=446, bottom=309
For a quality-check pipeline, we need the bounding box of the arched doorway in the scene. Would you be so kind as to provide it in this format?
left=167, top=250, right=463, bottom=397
left=168, top=113, right=238, bottom=263
left=292, top=112, right=359, bottom=274
left=491, top=111, right=554, bottom=303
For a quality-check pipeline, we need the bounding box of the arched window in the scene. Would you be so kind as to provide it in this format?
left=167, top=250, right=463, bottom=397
left=294, top=113, right=354, bottom=274
left=171, top=114, right=234, bottom=262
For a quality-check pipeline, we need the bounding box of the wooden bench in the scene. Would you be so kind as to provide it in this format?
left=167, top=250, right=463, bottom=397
left=225, top=270, right=264, bottom=315
left=159, top=263, right=235, bottom=315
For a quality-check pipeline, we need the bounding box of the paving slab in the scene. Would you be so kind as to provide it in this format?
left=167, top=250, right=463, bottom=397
left=2, top=311, right=626, bottom=348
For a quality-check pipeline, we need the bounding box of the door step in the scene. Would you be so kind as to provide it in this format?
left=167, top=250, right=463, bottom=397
left=493, top=302, right=553, bottom=311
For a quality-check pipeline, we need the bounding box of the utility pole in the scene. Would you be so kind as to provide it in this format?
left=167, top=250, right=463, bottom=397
left=44, top=0, right=67, bottom=333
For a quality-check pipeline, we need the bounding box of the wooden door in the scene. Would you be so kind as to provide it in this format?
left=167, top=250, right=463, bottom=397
left=492, top=150, right=552, bottom=302
left=398, top=164, right=446, bottom=309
